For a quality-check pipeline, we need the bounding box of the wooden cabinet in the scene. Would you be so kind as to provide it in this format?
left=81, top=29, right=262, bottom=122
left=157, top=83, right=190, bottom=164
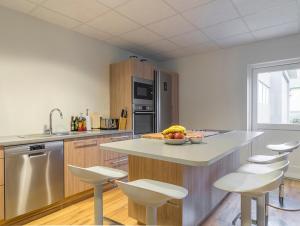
left=64, top=134, right=131, bottom=197
left=98, top=134, right=130, bottom=173
left=64, top=137, right=101, bottom=197
left=0, top=147, right=4, bottom=222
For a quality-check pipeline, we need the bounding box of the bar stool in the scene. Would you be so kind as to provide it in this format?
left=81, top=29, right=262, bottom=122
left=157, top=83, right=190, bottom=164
left=214, top=171, right=284, bottom=226
left=68, top=165, right=128, bottom=225
left=116, top=179, right=188, bottom=225
left=248, top=141, right=300, bottom=211
left=231, top=160, right=290, bottom=225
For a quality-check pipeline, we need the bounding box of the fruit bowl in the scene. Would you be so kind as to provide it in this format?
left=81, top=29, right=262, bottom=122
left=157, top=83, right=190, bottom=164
left=189, top=137, right=203, bottom=144
left=164, top=138, right=187, bottom=145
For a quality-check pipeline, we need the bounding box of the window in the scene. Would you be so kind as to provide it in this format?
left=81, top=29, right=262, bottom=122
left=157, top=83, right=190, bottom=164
left=251, top=60, right=300, bottom=130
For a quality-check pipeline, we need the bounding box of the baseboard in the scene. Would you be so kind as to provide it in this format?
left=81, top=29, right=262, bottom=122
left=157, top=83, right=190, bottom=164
left=285, top=165, right=300, bottom=180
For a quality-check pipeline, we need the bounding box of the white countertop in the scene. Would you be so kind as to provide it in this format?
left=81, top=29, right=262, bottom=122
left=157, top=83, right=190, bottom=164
left=100, top=130, right=263, bottom=166
left=0, top=130, right=132, bottom=146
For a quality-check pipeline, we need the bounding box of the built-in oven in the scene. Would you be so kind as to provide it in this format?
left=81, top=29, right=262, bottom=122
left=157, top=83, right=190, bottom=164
left=133, top=104, right=155, bottom=135
left=133, top=77, right=154, bottom=105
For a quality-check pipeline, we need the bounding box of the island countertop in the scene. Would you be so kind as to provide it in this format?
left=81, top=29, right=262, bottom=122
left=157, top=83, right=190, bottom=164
left=100, top=130, right=263, bottom=166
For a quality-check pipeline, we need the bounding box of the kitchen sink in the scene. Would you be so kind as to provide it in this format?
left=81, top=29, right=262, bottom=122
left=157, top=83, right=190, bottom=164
left=18, top=132, right=72, bottom=139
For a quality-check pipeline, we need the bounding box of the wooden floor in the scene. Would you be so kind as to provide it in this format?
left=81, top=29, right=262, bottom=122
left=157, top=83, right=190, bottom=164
left=27, top=179, right=300, bottom=226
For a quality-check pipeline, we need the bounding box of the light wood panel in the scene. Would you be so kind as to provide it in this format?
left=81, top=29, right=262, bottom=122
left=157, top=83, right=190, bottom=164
left=110, top=60, right=133, bottom=130
left=128, top=151, right=240, bottom=226
left=0, top=159, right=3, bottom=186
left=0, top=186, right=3, bottom=222
left=0, top=147, right=3, bottom=159
left=23, top=180, right=300, bottom=226
left=64, top=138, right=89, bottom=197
left=142, top=61, right=155, bottom=80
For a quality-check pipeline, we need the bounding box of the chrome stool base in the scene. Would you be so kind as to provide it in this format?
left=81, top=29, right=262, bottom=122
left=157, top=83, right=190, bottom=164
left=268, top=190, right=300, bottom=211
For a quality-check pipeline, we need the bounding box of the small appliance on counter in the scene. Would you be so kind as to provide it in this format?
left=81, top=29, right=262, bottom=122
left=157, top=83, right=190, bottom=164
left=100, top=118, right=119, bottom=130
left=90, top=112, right=101, bottom=129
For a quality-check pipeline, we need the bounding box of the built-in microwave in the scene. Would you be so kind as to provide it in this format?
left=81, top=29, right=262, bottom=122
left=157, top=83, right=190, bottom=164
left=132, top=77, right=154, bottom=105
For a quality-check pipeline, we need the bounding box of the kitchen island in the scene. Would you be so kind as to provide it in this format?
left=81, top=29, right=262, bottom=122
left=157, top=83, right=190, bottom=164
left=100, top=130, right=262, bottom=226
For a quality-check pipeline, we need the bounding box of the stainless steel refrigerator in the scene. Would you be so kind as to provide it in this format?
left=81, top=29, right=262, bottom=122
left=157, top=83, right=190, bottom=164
left=155, top=70, right=173, bottom=132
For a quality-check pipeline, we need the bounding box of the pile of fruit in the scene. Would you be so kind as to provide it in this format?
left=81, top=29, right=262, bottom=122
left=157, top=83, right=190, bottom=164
left=162, top=125, right=186, bottom=139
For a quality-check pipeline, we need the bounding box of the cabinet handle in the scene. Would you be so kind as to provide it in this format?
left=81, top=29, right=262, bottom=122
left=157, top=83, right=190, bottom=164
left=112, top=157, right=128, bottom=165
left=74, top=140, right=97, bottom=148
left=110, top=136, right=131, bottom=142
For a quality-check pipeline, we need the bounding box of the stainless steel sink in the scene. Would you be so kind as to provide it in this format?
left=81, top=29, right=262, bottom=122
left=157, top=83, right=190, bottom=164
left=18, top=132, right=72, bottom=139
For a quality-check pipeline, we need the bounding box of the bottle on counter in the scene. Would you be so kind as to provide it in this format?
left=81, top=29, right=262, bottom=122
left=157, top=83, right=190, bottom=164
left=86, top=109, right=91, bottom=131
left=74, top=116, right=79, bottom=131
left=71, top=116, right=75, bottom=131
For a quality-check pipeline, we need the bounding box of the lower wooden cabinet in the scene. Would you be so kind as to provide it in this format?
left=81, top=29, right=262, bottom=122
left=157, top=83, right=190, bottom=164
left=0, top=159, right=3, bottom=186
left=64, top=133, right=131, bottom=197
left=0, top=185, right=3, bottom=221
left=64, top=137, right=101, bottom=197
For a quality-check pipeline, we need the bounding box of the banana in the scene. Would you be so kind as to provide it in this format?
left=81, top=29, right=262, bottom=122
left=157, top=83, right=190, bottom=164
left=162, top=125, right=186, bottom=135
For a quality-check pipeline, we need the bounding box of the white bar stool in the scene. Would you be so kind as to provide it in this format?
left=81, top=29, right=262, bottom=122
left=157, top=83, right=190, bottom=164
left=248, top=141, right=300, bottom=211
left=232, top=160, right=290, bottom=225
left=116, top=179, right=188, bottom=225
left=68, top=165, right=128, bottom=225
left=214, top=171, right=284, bottom=226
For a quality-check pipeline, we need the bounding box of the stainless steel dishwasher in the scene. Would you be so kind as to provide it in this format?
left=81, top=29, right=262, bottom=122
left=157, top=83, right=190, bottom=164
left=5, top=141, right=64, bottom=219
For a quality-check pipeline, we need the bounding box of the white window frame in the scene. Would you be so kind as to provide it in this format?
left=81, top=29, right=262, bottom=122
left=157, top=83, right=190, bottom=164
left=247, top=57, right=300, bottom=131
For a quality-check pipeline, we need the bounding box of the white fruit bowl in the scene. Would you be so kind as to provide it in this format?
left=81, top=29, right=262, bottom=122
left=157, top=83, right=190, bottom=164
left=164, top=138, right=187, bottom=145
left=189, top=137, right=203, bottom=144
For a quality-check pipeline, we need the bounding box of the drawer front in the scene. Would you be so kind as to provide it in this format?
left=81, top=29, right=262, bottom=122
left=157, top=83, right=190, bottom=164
left=0, top=159, right=3, bottom=186
left=0, top=185, right=3, bottom=221
left=105, top=156, right=128, bottom=171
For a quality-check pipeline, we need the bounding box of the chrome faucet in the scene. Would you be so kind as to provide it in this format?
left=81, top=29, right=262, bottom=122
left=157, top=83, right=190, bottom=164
left=49, top=108, right=63, bottom=135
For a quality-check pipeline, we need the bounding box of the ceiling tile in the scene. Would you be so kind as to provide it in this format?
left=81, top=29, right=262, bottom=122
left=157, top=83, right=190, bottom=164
left=163, top=0, right=213, bottom=12
left=244, top=2, right=298, bottom=31
left=74, top=24, right=111, bottom=41
left=88, top=11, right=140, bottom=35
left=215, top=33, right=255, bottom=47
left=0, top=0, right=36, bottom=13
left=163, top=47, right=199, bottom=59
left=203, top=18, right=249, bottom=40
left=31, top=7, right=81, bottom=28
left=253, top=21, right=299, bottom=40
left=232, top=0, right=295, bottom=16
left=169, top=30, right=209, bottom=47
left=122, top=27, right=162, bottom=45
left=42, top=0, right=109, bottom=23
left=182, top=0, right=239, bottom=28
left=191, top=41, right=219, bottom=53
left=96, top=0, right=128, bottom=8
left=105, top=36, right=137, bottom=49
left=115, top=0, right=176, bottom=25
left=147, top=15, right=195, bottom=38
left=144, top=39, right=178, bottom=53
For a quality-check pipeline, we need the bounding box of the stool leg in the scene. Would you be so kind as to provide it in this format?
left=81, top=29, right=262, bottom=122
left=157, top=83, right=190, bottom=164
left=146, top=206, right=157, bottom=225
left=279, top=183, right=284, bottom=206
left=241, top=195, right=252, bottom=226
left=265, top=193, right=269, bottom=226
left=94, top=184, right=103, bottom=225
left=257, top=195, right=266, bottom=226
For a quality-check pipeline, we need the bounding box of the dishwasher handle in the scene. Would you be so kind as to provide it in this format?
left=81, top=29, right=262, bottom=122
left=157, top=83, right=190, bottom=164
left=28, top=152, right=47, bottom=158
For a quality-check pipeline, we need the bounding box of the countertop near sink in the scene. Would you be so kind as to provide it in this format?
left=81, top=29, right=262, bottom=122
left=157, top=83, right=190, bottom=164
left=0, top=130, right=132, bottom=147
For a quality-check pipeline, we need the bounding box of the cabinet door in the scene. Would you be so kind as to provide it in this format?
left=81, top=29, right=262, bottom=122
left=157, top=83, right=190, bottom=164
left=0, top=159, right=3, bottom=186
left=64, top=139, right=87, bottom=197
left=143, top=62, right=154, bottom=80
left=0, top=185, right=3, bottom=221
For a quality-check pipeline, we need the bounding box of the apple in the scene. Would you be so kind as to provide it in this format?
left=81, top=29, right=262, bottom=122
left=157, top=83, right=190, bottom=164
left=174, top=132, right=185, bottom=139
left=166, top=133, right=174, bottom=139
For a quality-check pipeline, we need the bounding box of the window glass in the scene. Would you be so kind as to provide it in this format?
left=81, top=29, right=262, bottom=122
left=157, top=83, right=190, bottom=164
left=257, top=69, right=300, bottom=124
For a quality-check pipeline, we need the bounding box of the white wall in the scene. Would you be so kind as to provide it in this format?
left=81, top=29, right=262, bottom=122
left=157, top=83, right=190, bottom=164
left=0, top=7, right=135, bottom=136
left=161, top=34, right=300, bottom=130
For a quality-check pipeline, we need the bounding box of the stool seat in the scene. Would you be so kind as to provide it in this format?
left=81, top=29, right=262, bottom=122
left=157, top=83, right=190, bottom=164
left=117, top=179, right=188, bottom=207
left=267, top=141, right=300, bottom=153
left=238, top=160, right=289, bottom=175
left=69, top=165, right=128, bottom=184
left=214, top=171, right=283, bottom=195
left=248, top=152, right=289, bottom=164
